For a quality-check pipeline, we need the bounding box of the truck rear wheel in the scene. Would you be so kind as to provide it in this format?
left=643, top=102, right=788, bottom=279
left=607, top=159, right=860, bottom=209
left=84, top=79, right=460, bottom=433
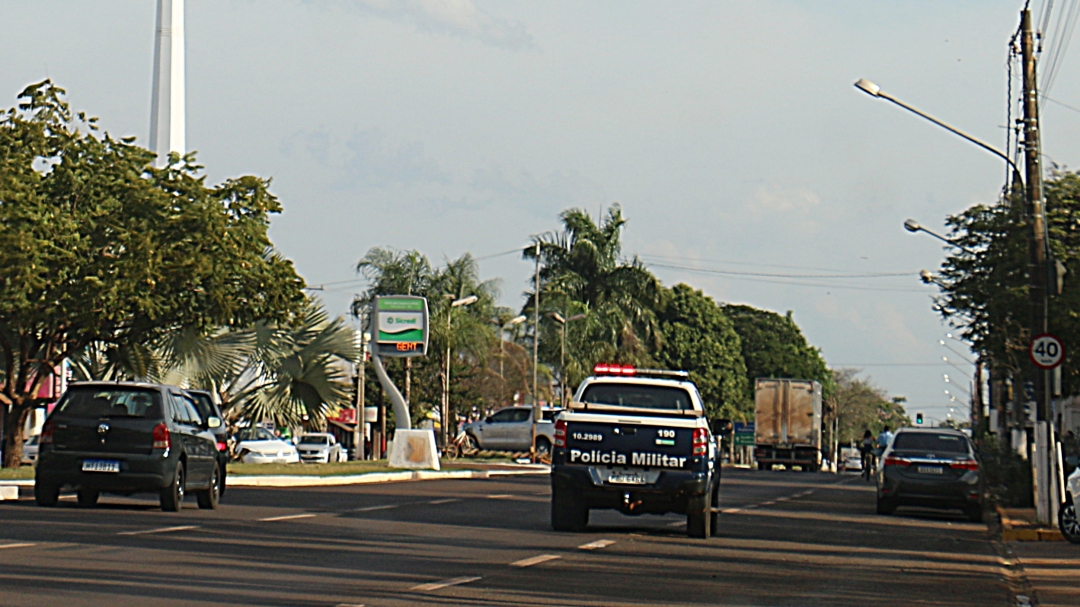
left=708, top=481, right=720, bottom=531
left=687, top=494, right=711, bottom=539
left=551, top=485, right=588, bottom=532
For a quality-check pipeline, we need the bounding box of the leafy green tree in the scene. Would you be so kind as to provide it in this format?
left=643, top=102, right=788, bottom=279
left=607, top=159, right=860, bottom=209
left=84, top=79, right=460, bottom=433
left=0, top=82, right=304, bottom=466
left=722, top=305, right=833, bottom=396
left=936, top=172, right=1080, bottom=401
left=832, top=368, right=910, bottom=445
left=656, top=285, right=750, bottom=420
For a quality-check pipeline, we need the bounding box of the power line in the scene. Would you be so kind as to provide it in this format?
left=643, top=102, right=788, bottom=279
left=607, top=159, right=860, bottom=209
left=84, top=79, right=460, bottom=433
left=639, top=253, right=903, bottom=274
left=647, top=263, right=926, bottom=292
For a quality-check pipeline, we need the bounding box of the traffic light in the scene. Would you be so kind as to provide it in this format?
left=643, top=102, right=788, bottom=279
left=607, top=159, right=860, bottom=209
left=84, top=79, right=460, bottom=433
left=916, top=412, right=924, bottom=425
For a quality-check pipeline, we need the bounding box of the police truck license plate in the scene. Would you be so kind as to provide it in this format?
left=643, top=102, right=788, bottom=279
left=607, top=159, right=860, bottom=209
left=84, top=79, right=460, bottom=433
left=917, top=465, right=943, bottom=475
left=608, top=474, right=647, bottom=485
left=82, top=459, right=120, bottom=473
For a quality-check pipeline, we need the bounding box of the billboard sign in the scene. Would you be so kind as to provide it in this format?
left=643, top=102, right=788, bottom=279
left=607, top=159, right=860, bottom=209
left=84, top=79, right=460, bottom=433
left=372, top=296, right=429, bottom=358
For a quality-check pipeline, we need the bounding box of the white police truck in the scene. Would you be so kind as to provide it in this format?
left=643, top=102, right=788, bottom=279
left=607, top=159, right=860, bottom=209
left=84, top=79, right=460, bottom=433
left=551, top=364, right=724, bottom=538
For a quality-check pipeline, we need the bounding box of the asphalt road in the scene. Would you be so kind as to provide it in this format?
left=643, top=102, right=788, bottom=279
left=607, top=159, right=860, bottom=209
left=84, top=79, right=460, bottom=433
left=0, top=469, right=1017, bottom=606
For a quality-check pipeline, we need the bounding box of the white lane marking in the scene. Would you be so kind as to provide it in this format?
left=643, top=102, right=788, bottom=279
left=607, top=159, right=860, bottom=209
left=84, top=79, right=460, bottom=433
left=59, top=495, right=76, bottom=500
left=118, top=525, right=198, bottom=536
left=0, top=543, right=36, bottom=550
left=511, top=554, right=561, bottom=567
left=775, top=497, right=789, bottom=502
left=411, top=576, right=482, bottom=592
left=578, top=539, right=615, bottom=550
left=428, top=498, right=460, bottom=505
left=353, top=504, right=397, bottom=512
left=259, top=513, right=316, bottom=522
left=336, top=604, right=365, bottom=607
left=486, top=494, right=513, bottom=499
left=760, top=501, right=776, bottom=506
left=721, top=508, right=741, bottom=514
left=667, top=520, right=685, bottom=527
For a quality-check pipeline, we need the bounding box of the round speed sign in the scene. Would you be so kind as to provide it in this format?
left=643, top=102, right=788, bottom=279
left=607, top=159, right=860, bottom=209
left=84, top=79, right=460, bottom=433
left=1029, top=333, right=1065, bottom=370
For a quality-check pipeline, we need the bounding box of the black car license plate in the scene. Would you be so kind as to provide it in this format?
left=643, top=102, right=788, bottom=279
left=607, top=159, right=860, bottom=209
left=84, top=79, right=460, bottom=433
left=917, top=465, right=943, bottom=475
left=82, top=459, right=120, bottom=473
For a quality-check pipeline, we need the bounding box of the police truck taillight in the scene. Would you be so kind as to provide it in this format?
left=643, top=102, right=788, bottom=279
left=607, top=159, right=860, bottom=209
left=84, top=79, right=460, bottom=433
left=554, top=419, right=567, bottom=448
left=152, top=423, right=171, bottom=450
left=692, top=427, right=708, bottom=456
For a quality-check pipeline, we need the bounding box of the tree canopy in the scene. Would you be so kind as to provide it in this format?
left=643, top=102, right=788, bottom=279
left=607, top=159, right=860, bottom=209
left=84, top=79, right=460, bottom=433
left=656, top=285, right=751, bottom=420
left=722, top=305, right=833, bottom=397
left=0, top=81, right=304, bottom=466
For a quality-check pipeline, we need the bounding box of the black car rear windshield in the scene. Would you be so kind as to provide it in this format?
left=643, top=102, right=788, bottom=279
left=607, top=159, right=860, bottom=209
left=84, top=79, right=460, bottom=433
left=579, top=384, right=693, bottom=411
left=55, top=388, right=162, bottom=419
left=892, top=432, right=970, bottom=454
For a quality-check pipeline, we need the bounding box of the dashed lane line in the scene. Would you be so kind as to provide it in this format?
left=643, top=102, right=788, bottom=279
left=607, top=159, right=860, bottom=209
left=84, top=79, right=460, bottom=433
left=486, top=494, right=513, bottom=499
left=578, top=539, right=615, bottom=550
left=411, top=576, right=482, bottom=592
left=511, top=554, right=561, bottom=567
left=353, top=504, right=398, bottom=512
left=117, top=525, right=199, bottom=536
left=428, top=498, right=460, bottom=505
left=0, top=543, right=36, bottom=550
left=259, top=513, right=317, bottom=522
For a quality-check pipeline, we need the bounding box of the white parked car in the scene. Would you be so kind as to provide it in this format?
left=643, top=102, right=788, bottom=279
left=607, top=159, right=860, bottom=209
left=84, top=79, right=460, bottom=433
left=839, top=447, right=863, bottom=472
left=1061, top=466, right=1080, bottom=544
left=297, top=433, right=345, bottom=463
left=234, top=427, right=300, bottom=464
left=21, top=435, right=39, bottom=465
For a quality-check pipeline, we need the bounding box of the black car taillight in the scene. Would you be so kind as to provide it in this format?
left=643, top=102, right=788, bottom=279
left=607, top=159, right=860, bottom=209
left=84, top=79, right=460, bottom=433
left=152, top=423, right=171, bottom=450
left=950, top=459, right=979, bottom=471
left=554, top=419, right=567, bottom=448
left=883, top=456, right=911, bottom=467
left=39, top=419, right=55, bottom=446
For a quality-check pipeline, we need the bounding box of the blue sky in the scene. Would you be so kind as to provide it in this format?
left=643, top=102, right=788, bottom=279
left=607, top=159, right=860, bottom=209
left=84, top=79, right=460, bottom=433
left=4, top=1, right=1080, bottom=421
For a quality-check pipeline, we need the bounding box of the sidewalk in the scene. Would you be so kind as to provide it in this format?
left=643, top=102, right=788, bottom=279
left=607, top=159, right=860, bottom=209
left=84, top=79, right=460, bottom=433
left=1007, top=541, right=1080, bottom=607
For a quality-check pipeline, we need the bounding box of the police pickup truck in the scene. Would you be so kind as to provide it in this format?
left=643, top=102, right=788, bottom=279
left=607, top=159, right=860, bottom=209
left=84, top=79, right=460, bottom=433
left=551, top=364, right=723, bottom=539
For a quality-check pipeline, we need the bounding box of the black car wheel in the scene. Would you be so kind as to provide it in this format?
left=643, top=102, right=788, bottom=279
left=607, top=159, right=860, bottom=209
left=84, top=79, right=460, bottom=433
left=77, top=489, right=99, bottom=508
left=876, top=496, right=896, bottom=515
left=687, top=493, right=712, bottom=539
left=536, top=437, right=552, bottom=457
left=708, top=480, right=721, bottom=531
left=551, top=485, right=588, bottom=532
left=196, top=464, right=221, bottom=510
left=34, top=482, right=59, bottom=507
left=1060, top=498, right=1080, bottom=544
left=964, top=504, right=984, bottom=523
left=160, top=463, right=185, bottom=512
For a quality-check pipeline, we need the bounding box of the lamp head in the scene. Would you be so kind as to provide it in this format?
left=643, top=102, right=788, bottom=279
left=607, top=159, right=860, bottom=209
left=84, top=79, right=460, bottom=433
left=920, top=269, right=935, bottom=284
left=548, top=312, right=566, bottom=324
left=505, top=315, right=527, bottom=327
left=904, top=219, right=921, bottom=233
left=854, top=78, right=882, bottom=97
left=452, top=295, right=479, bottom=307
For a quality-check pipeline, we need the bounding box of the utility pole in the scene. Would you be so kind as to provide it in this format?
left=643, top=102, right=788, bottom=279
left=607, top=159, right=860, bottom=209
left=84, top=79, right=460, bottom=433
left=1020, top=8, right=1057, bottom=525
left=531, top=241, right=541, bottom=461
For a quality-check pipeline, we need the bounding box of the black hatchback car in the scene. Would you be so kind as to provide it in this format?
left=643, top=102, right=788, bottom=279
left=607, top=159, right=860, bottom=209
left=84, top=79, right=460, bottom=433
left=185, top=389, right=229, bottom=496
left=876, top=427, right=983, bottom=521
left=35, top=382, right=223, bottom=511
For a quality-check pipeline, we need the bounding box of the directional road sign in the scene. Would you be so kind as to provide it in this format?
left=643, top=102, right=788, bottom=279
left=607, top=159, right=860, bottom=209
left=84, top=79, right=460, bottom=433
left=1029, top=333, right=1065, bottom=370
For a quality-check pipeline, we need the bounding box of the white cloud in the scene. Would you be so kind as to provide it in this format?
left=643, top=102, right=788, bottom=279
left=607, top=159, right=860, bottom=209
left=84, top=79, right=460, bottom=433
left=331, top=0, right=534, bottom=50
left=750, top=185, right=821, bottom=213
left=282, top=126, right=448, bottom=188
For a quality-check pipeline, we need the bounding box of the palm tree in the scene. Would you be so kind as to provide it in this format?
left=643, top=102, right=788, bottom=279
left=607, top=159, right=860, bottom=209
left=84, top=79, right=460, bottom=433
left=523, top=204, right=662, bottom=392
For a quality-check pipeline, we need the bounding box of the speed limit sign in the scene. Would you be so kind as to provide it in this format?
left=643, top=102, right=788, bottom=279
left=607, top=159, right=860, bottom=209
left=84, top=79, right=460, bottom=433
left=1030, top=333, right=1065, bottom=370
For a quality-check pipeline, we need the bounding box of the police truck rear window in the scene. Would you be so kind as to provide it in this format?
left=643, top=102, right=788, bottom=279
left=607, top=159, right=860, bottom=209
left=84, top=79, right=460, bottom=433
left=580, top=384, right=691, bottom=411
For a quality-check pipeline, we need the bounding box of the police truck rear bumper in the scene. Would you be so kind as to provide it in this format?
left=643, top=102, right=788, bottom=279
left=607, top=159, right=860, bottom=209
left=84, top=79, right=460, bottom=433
left=553, top=465, right=709, bottom=514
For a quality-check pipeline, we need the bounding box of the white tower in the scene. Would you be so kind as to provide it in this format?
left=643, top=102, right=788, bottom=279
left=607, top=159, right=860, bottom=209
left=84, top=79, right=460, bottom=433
left=149, top=0, right=185, bottom=165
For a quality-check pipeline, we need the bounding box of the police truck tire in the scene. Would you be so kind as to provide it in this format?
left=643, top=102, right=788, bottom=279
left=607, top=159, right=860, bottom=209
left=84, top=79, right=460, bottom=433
left=551, top=485, right=588, bottom=532
left=687, top=494, right=711, bottom=539
left=708, top=481, right=720, bottom=531
left=77, top=489, right=99, bottom=508
left=757, top=462, right=768, bottom=471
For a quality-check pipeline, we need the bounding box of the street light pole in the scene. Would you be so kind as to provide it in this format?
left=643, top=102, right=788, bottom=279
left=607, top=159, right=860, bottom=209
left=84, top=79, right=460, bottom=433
left=904, top=219, right=977, bottom=255
left=548, top=312, right=586, bottom=409
left=444, top=295, right=478, bottom=451
left=531, top=241, right=541, bottom=461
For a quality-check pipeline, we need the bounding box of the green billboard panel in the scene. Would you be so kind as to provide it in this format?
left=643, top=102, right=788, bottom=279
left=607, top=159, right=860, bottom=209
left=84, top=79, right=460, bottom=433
left=372, top=296, right=429, bottom=358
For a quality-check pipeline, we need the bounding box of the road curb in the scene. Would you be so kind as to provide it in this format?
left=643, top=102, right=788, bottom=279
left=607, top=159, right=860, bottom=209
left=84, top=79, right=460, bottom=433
left=996, top=504, right=1065, bottom=542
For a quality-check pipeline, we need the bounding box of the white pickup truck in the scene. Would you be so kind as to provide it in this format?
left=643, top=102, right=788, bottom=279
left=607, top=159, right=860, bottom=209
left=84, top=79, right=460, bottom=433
left=461, top=406, right=561, bottom=455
